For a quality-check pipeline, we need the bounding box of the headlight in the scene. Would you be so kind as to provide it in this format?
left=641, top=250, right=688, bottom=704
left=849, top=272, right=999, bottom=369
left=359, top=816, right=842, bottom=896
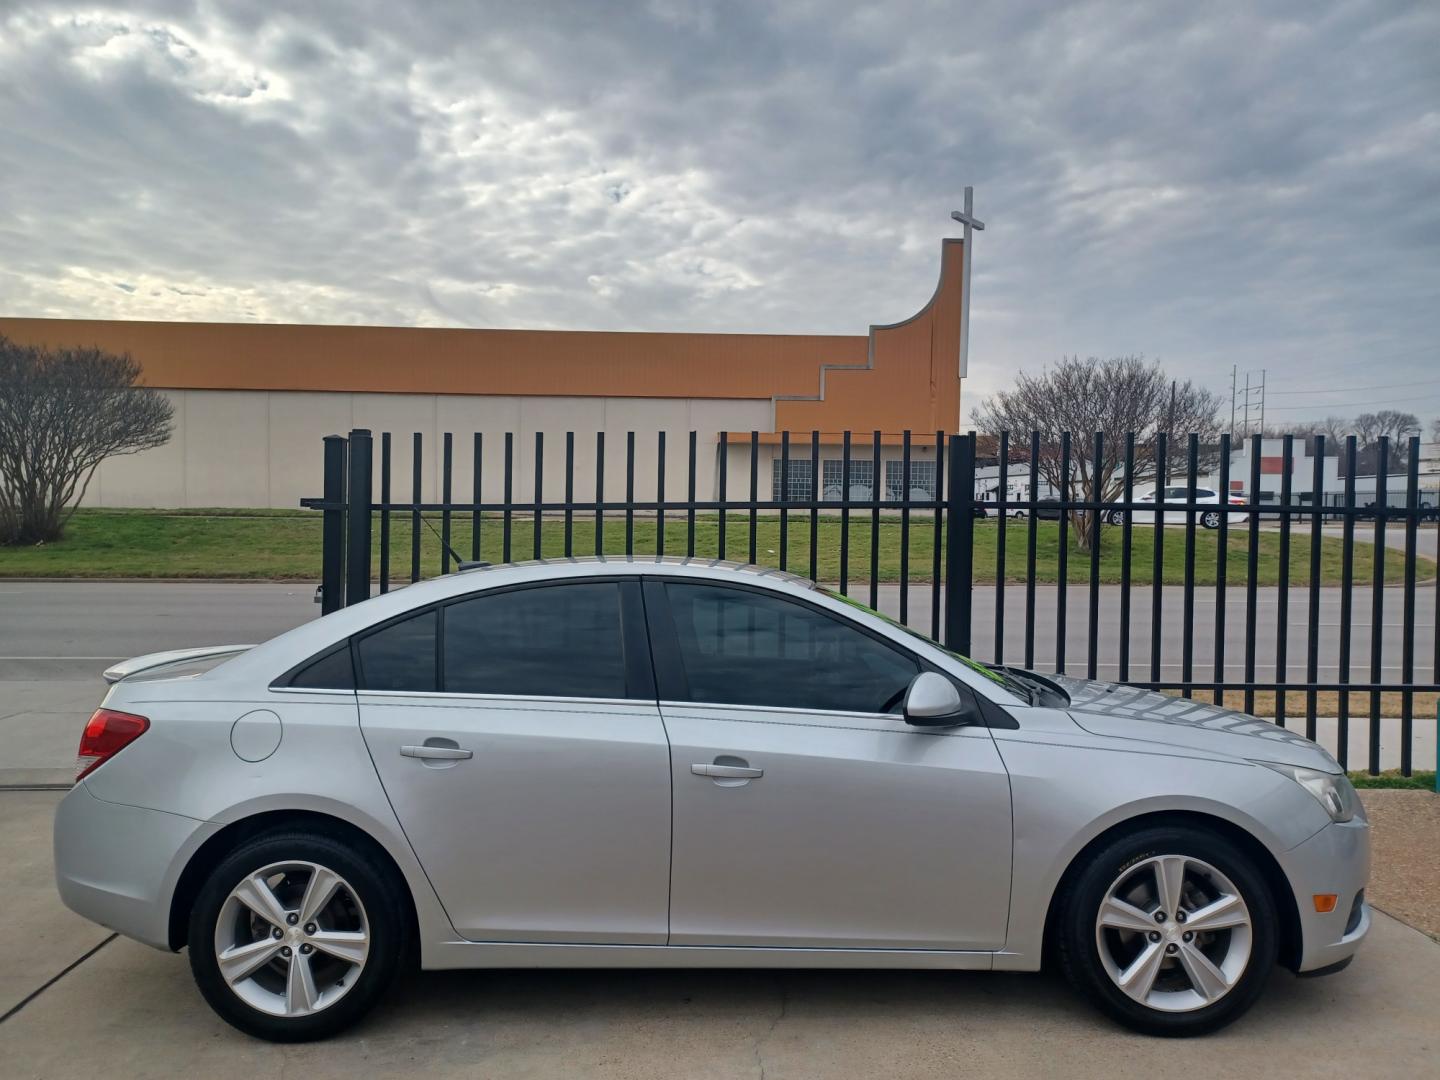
left=1257, top=762, right=1359, bottom=823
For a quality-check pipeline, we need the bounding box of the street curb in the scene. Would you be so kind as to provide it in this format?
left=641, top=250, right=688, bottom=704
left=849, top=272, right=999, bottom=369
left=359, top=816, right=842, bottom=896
left=0, top=769, right=73, bottom=789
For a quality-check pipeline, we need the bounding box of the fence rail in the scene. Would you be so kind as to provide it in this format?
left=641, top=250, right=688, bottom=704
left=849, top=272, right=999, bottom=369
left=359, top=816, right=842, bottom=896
left=304, top=428, right=1439, bottom=775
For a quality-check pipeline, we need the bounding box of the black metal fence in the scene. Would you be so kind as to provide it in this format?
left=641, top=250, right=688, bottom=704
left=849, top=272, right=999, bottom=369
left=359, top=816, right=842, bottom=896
left=305, top=428, right=1438, bottom=775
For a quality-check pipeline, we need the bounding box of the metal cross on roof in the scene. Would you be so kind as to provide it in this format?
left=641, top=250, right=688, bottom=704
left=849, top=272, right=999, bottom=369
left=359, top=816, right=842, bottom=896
left=950, top=186, right=985, bottom=233
left=950, top=186, right=983, bottom=381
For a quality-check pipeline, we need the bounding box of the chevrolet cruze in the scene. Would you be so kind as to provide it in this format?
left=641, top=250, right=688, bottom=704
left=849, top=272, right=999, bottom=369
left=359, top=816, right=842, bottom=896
left=54, top=558, right=1369, bottom=1041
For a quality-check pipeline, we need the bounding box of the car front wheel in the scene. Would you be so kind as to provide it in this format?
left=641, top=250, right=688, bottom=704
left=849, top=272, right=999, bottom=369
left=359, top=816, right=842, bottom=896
left=1201, top=509, right=1222, bottom=530
left=188, top=829, right=406, bottom=1042
left=1106, top=509, right=1124, bottom=526
left=1056, top=824, right=1277, bottom=1036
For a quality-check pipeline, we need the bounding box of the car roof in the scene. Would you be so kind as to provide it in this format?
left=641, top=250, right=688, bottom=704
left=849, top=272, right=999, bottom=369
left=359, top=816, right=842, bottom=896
left=450, top=555, right=815, bottom=589
left=350, top=556, right=820, bottom=618
left=132, top=555, right=1027, bottom=708
left=215, top=558, right=819, bottom=682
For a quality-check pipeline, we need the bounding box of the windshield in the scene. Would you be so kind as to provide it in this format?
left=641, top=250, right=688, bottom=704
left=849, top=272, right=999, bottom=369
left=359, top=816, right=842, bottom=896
left=819, top=588, right=1036, bottom=700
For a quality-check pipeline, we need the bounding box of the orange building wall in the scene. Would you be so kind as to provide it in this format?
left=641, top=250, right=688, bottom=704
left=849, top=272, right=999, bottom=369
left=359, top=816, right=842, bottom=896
left=0, top=240, right=964, bottom=438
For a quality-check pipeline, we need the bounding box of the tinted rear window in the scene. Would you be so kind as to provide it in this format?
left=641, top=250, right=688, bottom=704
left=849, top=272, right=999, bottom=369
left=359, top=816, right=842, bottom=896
left=357, top=609, right=437, bottom=692
left=286, top=647, right=355, bottom=690
left=443, top=582, right=628, bottom=698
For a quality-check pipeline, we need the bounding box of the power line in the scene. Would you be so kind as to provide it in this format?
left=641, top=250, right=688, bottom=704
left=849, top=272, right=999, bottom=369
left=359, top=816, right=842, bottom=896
left=1269, top=377, right=1440, bottom=396
left=1267, top=391, right=1440, bottom=412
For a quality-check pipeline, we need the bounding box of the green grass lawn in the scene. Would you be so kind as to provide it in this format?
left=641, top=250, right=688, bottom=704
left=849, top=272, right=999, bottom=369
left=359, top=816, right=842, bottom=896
left=0, top=508, right=1427, bottom=585
left=1349, top=770, right=1437, bottom=790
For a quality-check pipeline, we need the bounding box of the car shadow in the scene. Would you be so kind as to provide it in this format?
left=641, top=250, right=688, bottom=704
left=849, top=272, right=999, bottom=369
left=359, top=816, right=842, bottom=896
left=368, top=960, right=1344, bottom=1041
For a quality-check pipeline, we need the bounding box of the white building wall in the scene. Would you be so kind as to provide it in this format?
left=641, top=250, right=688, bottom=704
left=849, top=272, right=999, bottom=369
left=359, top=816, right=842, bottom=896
left=84, top=389, right=774, bottom=509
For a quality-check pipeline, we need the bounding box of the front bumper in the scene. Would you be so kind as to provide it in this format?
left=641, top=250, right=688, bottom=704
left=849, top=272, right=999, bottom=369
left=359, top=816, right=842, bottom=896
left=53, top=782, right=219, bottom=951
left=1280, top=816, right=1371, bottom=973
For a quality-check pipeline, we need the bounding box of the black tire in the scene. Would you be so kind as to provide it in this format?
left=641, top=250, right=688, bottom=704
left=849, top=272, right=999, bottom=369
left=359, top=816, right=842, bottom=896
left=188, top=829, right=407, bottom=1042
left=1106, top=510, right=1124, bottom=526
left=1201, top=510, right=1221, bottom=530
left=1055, top=824, right=1278, bottom=1037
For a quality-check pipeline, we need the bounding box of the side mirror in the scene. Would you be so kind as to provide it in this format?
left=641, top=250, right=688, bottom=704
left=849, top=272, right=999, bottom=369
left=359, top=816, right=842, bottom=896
left=903, top=672, right=974, bottom=726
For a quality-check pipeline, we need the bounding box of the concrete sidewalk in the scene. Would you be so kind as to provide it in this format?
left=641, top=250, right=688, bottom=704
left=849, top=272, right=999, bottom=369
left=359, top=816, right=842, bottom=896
left=2, top=790, right=1438, bottom=1078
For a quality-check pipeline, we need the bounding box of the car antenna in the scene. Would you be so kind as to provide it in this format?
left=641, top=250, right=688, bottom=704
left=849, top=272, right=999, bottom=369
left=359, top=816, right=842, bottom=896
left=416, top=512, right=469, bottom=571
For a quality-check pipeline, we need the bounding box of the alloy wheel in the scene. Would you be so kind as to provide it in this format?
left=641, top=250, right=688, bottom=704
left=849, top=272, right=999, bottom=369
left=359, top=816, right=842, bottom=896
left=213, top=860, right=370, bottom=1018
left=1094, top=854, right=1252, bottom=1013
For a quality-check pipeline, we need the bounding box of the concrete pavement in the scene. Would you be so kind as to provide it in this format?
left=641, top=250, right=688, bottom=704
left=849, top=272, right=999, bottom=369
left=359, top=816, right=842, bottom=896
left=2, top=579, right=1435, bottom=781
left=2, top=789, right=1438, bottom=1078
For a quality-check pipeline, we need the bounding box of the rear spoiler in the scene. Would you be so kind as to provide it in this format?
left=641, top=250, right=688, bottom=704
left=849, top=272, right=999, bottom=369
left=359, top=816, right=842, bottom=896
left=103, top=645, right=255, bottom=685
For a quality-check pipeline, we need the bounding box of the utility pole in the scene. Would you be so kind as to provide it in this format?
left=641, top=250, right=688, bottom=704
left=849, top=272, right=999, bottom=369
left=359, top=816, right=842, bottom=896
left=1166, top=379, right=1177, bottom=484
left=1236, top=369, right=1266, bottom=439
left=1230, top=364, right=1237, bottom=442
left=950, top=187, right=985, bottom=382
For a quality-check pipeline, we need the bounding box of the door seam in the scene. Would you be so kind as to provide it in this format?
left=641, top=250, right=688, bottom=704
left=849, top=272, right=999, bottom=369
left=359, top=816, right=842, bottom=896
left=636, top=577, right=676, bottom=947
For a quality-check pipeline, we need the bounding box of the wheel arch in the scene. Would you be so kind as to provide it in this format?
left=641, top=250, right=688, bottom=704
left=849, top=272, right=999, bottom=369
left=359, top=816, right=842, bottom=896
left=1040, top=809, right=1303, bottom=972
left=167, top=808, right=420, bottom=956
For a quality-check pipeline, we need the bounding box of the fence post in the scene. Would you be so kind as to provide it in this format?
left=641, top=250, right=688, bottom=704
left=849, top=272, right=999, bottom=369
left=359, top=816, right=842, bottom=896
left=319, top=434, right=347, bottom=615
left=345, top=428, right=373, bottom=608
left=944, top=433, right=975, bottom=655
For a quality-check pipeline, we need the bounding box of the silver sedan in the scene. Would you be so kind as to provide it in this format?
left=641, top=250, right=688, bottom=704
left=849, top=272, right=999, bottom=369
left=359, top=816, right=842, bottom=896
left=53, top=558, right=1369, bottom=1041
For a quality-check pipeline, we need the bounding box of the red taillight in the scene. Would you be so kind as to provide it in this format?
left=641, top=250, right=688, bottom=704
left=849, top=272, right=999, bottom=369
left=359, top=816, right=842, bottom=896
left=75, top=708, right=149, bottom=782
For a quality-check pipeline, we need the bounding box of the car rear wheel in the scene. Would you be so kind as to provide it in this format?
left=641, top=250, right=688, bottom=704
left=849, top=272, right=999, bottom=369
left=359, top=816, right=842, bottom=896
left=1201, top=509, right=1222, bottom=530
left=1056, top=824, right=1277, bottom=1036
left=188, top=830, right=405, bottom=1042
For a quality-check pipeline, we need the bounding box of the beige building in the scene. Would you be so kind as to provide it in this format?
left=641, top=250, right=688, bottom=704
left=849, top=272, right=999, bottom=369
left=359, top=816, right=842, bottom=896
left=0, top=240, right=968, bottom=508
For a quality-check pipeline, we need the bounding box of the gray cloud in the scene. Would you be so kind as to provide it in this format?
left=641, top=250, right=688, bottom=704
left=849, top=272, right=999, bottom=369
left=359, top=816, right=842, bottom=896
left=1, top=0, right=1436, bottom=422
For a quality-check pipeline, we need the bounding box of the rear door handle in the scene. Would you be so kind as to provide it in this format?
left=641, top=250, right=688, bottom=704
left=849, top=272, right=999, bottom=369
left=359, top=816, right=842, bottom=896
left=401, top=744, right=473, bottom=761
left=691, top=763, right=763, bottom=779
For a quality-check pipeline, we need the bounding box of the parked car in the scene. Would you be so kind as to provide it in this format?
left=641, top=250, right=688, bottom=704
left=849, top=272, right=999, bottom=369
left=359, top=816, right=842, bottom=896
left=55, top=559, right=1369, bottom=1042
left=1107, top=486, right=1247, bottom=530
left=1351, top=501, right=1440, bottom=522
left=1031, top=498, right=1064, bottom=520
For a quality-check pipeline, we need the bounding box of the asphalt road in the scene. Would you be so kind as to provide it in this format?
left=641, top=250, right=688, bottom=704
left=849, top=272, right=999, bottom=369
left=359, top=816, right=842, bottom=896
left=1, top=579, right=1431, bottom=682
left=1, top=579, right=1434, bottom=779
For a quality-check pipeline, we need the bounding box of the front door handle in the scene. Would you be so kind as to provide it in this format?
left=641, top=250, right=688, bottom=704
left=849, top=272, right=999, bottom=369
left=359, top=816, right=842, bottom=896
left=401, top=744, right=473, bottom=761
left=691, top=763, right=763, bottom=779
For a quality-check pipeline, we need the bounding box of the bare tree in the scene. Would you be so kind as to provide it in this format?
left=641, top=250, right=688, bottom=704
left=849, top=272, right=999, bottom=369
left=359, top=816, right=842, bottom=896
left=0, top=335, right=174, bottom=544
left=1319, top=415, right=1354, bottom=445
left=974, top=355, right=1223, bottom=549
left=1260, top=420, right=1325, bottom=439
left=1352, top=409, right=1420, bottom=468
left=1353, top=409, right=1418, bottom=444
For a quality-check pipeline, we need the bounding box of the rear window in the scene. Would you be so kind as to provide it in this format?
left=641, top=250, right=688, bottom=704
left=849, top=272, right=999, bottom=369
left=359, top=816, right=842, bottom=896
left=284, top=647, right=355, bottom=690
left=356, top=609, right=438, bottom=692
left=442, top=582, right=628, bottom=698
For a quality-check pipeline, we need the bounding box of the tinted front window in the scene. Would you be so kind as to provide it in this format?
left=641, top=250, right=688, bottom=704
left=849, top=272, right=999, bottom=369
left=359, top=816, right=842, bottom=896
left=357, top=609, right=437, bottom=692
left=664, top=583, right=918, bottom=713
left=443, top=582, right=628, bottom=698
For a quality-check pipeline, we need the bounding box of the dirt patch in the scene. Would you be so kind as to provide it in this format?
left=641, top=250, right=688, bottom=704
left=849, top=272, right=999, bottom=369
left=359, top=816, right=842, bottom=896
left=1359, top=788, right=1440, bottom=940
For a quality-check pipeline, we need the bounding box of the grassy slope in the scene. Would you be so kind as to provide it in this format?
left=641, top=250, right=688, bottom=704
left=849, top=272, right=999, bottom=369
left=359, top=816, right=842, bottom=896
left=0, top=507, right=1427, bottom=586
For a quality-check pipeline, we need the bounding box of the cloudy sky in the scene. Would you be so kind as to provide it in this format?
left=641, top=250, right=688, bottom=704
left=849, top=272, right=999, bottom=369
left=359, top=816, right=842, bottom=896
left=2, top=0, right=1437, bottom=424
